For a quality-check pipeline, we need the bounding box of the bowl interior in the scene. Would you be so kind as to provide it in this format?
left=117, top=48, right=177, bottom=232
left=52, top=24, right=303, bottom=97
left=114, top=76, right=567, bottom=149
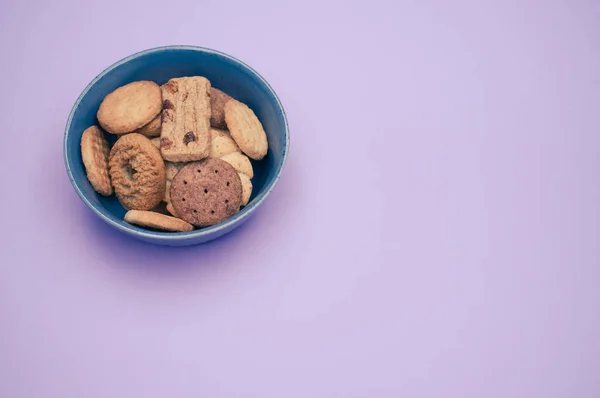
left=65, top=47, right=287, bottom=240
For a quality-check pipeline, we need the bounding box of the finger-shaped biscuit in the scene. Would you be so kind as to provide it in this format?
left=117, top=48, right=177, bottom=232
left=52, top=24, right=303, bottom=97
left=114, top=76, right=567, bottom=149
left=160, top=77, right=212, bottom=162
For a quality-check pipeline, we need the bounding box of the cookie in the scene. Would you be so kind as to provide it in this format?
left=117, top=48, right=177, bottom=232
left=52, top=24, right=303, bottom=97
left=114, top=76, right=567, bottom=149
left=209, top=128, right=240, bottom=158
left=238, top=172, right=252, bottom=206
left=166, top=202, right=177, bottom=217
left=163, top=161, right=185, bottom=203
left=124, top=210, right=193, bottom=232
left=220, top=151, right=254, bottom=178
left=80, top=125, right=112, bottom=196
left=224, top=99, right=268, bottom=160
left=170, top=159, right=242, bottom=227
left=97, top=81, right=162, bottom=134
left=160, top=77, right=212, bottom=162
left=108, top=133, right=166, bottom=210
left=151, top=137, right=161, bottom=149
left=210, top=88, right=232, bottom=129
left=135, top=113, right=162, bottom=137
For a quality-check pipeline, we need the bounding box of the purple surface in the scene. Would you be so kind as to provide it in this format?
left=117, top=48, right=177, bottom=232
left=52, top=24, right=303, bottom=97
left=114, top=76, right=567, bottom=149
left=1, top=1, right=599, bottom=397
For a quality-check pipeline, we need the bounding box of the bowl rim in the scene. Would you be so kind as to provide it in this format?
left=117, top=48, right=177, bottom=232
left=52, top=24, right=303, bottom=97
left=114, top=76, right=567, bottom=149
left=64, top=45, right=289, bottom=241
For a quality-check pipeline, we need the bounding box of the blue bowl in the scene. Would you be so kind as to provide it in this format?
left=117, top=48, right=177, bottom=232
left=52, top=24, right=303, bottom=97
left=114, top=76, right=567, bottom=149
left=64, top=46, right=289, bottom=246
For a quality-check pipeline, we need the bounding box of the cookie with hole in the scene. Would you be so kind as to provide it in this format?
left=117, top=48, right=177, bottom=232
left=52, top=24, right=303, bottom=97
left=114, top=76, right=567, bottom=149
left=169, top=158, right=242, bottom=227
left=108, top=133, right=166, bottom=210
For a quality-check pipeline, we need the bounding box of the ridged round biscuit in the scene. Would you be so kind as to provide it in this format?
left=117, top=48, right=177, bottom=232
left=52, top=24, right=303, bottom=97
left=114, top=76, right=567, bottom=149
left=108, top=133, right=166, bottom=210
left=220, top=151, right=254, bottom=178
left=224, top=100, right=268, bottom=160
left=135, top=112, right=162, bottom=137
left=238, top=172, right=252, bottom=206
left=124, top=210, right=193, bottom=232
left=210, top=88, right=232, bottom=129
left=170, top=159, right=242, bottom=227
left=209, top=128, right=240, bottom=158
left=97, top=81, right=162, bottom=134
left=80, top=125, right=112, bottom=196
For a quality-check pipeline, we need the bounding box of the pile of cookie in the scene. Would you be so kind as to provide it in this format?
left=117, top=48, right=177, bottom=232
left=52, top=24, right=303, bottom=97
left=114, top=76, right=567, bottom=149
left=80, top=77, right=268, bottom=232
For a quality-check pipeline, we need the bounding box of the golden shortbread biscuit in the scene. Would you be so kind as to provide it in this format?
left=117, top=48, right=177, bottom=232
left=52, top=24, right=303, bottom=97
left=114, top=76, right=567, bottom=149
left=97, top=81, right=162, bottom=134
left=80, top=125, right=112, bottom=196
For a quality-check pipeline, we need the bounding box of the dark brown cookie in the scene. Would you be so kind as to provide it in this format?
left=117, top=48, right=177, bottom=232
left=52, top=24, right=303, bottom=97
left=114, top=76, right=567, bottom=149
left=210, top=88, right=232, bottom=129
left=108, top=133, right=166, bottom=210
left=170, top=158, right=242, bottom=227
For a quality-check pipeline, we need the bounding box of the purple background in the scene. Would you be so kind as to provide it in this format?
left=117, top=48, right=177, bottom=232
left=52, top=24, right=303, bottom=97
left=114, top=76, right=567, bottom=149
left=1, top=1, right=599, bottom=397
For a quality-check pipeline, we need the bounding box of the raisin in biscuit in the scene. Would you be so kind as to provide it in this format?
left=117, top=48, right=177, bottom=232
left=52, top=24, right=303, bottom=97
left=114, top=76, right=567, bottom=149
left=97, top=81, right=162, bottom=134
left=224, top=99, right=268, bottom=160
left=124, top=210, right=193, bottom=232
left=80, top=125, right=112, bottom=196
left=135, top=113, right=162, bottom=137
left=170, top=159, right=242, bottom=227
left=160, top=77, right=212, bottom=162
left=210, top=88, right=232, bottom=129
left=108, top=133, right=166, bottom=210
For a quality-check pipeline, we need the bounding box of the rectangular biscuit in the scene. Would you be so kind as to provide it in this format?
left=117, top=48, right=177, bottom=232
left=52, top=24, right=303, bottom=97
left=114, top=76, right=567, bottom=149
left=160, top=77, right=212, bottom=162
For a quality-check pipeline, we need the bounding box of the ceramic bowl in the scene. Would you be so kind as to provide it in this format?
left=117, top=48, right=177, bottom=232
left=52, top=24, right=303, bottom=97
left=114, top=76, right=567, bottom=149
left=64, top=46, right=289, bottom=246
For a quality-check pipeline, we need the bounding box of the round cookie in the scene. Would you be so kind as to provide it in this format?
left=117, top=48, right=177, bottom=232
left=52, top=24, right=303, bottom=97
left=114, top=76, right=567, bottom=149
left=209, top=128, right=240, bottom=158
left=80, top=125, right=112, bottom=196
left=220, top=151, right=254, bottom=178
left=224, top=99, right=269, bottom=160
left=170, top=159, right=242, bottom=227
left=135, top=112, right=162, bottom=137
left=97, top=81, right=162, bottom=134
left=108, top=133, right=166, bottom=210
left=210, top=88, right=232, bottom=129
left=238, top=172, right=252, bottom=206
left=124, top=210, right=193, bottom=232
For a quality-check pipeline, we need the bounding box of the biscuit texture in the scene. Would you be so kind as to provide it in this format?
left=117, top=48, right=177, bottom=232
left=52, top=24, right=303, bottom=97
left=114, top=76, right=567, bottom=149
left=209, top=128, right=240, bottom=158
left=238, top=172, right=252, bottom=206
left=210, top=88, right=232, bottom=129
left=224, top=100, right=268, bottom=160
left=124, top=210, right=193, bottom=232
left=81, top=125, right=112, bottom=196
left=220, top=151, right=254, bottom=178
left=160, top=77, right=212, bottom=162
left=108, top=133, right=166, bottom=210
left=97, top=81, right=162, bottom=134
left=163, top=161, right=185, bottom=203
left=135, top=113, right=162, bottom=137
left=170, top=159, right=242, bottom=227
